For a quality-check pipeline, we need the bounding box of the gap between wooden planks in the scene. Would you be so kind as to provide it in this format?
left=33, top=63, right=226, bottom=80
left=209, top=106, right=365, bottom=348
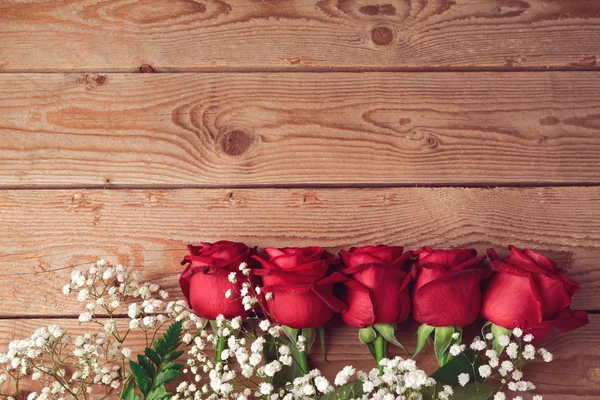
left=0, top=187, right=597, bottom=317
left=0, top=317, right=599, bottom=399
left=2, top=72, right=600, bottom=187
left=0, top=0, right=599, bottom=71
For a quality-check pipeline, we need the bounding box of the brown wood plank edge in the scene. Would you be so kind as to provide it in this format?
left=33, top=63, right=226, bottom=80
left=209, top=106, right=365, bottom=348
left=2, top=72, right=600, bottom=187
left=0, top=187, right=597, bottom=316
left=0, top=0, right=599, bottom=71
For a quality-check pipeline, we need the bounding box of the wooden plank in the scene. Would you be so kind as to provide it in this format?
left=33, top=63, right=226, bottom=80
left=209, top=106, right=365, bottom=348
left=2, top=72, right=600, bottom=187
left=0, top=316, right=598, bottom=399
left=0, top=0, right=599, bottom=71
left=0, top=187, right=597, bottom=316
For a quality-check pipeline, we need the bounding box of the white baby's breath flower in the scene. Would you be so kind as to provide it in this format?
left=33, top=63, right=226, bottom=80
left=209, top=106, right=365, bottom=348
left=450, top=344, right=465, bottom=356
left=121, top=348, right=132, bottom=358
left=129, top=319, right=140, bottom=329
left=62, top=284, right=71, bottom=295
left=458, top=373, right=470, bottom=387
left=485, top=332, right=494, bottom=340
left=451, top=332, right=460, bottom=340
left=493, top=393, right=506, bottom=400
left=512, top=328, right=523, bottom=338
left=523, top=334, right=534, bottom=343
left=259, top=382, right=273, bottom=395
left=78, top=312, right=92, bottom=323
left=265, top=292, right=273, bottom=300
left=228, top=272, right=237, bottom=284
left=259, top=320, right=270, bottom=331
left=225, top=289, right=232, bottom=299
left=498, top=335, right=510, bottom=347
left=478, top=365, right=492, bottom=378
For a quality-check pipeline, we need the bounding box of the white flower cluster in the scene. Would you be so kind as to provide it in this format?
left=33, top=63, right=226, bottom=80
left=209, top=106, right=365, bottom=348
left=451, top=327, right=552, bottom=400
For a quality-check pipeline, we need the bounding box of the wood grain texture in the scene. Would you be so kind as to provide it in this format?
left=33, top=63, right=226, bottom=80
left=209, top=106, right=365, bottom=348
left=0, top=0, right=600, bottom=71
left=0, top=187, right=597, bottom=316
left=1, top=317, right=599, bottom=399
left=2, top=72, right=600, bottom=187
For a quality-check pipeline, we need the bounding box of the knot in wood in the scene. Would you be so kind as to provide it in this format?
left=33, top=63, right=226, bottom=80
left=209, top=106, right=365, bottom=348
left=217, top=127, right=254, bottom=157
left=371, top=26, right=394, bottom=46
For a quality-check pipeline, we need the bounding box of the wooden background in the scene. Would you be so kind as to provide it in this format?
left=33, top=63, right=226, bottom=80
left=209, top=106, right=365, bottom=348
left=1, top=0, right=599, bottom=398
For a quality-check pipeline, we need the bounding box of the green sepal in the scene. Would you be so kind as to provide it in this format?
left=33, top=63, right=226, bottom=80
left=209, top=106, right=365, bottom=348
left=209, top=320, right=219, bottom=335
left=318, top=380, right=363, bottom=400
left=481, top=320, right=493, bottom=339
left=358, top=326, right=377, bottom=344
left=373, top=323, right=407, bottom=353
left=413, top=323, right=435, bottom=358
left=283, top=326, right=300, bottom=342
left=434, top=326, right=455, bottom=366
left=451, top=382, right=495, bottom=400
left=491, top=323, right=512, bottom=355
left=366, top=342, right=376, bottom=359
left=318, top=326, right=328, bottom=362
left=302, top=327, right=316, bottom=353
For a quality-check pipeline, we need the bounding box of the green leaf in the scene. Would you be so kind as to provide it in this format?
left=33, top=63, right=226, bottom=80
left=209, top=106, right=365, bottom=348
left=452, top=382, right=495, bottom=400
left=146, top=384, right=169, bottom=400
left=434, top=326, right=454, bottom=366
left=129, top=360, right=151, bottom=395
left=318, top=380, right=363, bottom=400
left=430, top=349, right=482, bottom=386
left=283, top=326, right=299, bottom=343
left=302, top=327, right=316, bottom=353
left=120, top=380, right=137, bottom=400
left=359, top=326, right=377, bottom=344
left=491, top=323, right=512, bottom=355
left=161, top=350, right=184, bottom=363
left=144, top=348, right=160, bottom=366
left=413, top=323, right=435, bottom=358
left=128, top=320, right=185, bottom=399
left=154, top=369, right=182, bottom=386
left=137, top=354, right=155, bottom=377
left=159, top=362, right=184, bottom=373
left=373, top=323, right=407, bottom=353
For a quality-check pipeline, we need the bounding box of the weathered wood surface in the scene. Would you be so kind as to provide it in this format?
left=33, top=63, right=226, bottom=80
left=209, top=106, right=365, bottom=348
left=1, top=0, right=600, bottom=72
left=2, top=72, right=600, bottom=187
left=1, top=316, right=598, bottom=399
left=0, top=187, right=597, bottom=317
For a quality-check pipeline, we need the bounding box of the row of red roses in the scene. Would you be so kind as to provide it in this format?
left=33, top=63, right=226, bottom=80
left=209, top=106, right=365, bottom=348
left=179, top=241, right=588, bottom=345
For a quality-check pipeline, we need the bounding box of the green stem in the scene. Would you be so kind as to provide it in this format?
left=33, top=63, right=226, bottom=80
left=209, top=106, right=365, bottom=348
left=374, top=334, right=385, bottom=374
left=217, top=334, right=226, bottom=362
left=297, top=350, right=309, bottom=375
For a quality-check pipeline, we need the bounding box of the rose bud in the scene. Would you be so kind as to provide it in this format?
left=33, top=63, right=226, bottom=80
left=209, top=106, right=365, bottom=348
left=179, top=240, right=255, bottom=320
left=338, top=245, right=412, bottom=328
left=412, top=247, right=489, bottom=327
left=481, top=245, right=589, bottom=343
left=253, top=247, right=347, bottom=329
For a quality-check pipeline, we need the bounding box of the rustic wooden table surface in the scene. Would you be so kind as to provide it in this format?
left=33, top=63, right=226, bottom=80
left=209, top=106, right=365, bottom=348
left=1, top=0, right=599, bottom=398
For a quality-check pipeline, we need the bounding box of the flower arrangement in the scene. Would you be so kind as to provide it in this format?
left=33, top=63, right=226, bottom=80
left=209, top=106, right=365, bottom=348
left=0, top=242, right=588, bottom=400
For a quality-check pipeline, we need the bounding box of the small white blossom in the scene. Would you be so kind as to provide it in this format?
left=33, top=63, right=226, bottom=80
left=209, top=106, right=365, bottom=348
left=458, top=373, right=470, bottom=387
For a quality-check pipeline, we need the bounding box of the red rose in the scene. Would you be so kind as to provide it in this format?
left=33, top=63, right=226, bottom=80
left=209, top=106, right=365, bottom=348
left=179, top=241, right=254, bottom=320
left=481, top=245, right=589, bottom=342
left=338, top=245, right=412, bottom=328
left=253, top=247, right=347, bottom=329
left=412, top=247, right=489, bottom=327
